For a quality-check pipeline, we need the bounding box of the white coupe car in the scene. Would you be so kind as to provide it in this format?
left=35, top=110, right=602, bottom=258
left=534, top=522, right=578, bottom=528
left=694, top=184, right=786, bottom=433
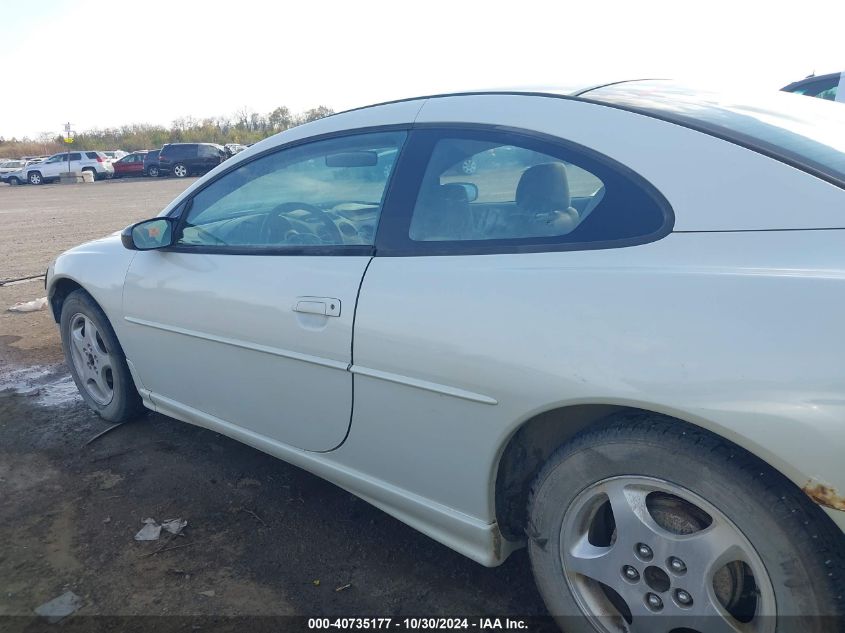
left=46, top=80, right=845, bottom=632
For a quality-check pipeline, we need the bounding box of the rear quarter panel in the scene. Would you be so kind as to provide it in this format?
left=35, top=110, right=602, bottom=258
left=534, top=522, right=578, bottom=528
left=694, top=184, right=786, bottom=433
left=344, top=230, right=845, bottom=531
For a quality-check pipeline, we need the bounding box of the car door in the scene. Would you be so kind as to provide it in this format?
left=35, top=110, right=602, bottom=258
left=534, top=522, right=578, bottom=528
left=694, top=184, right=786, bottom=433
left=39, top=154, right=65, bottom=178
left=345, top=124, right=672, bottom=515
left=121, top=129, right=407, bottom=451
left=123, top=153, right=140, bottom=175
left=196, top=144, right=221, bottom=172
left=68, top=152, right=82, bottom=172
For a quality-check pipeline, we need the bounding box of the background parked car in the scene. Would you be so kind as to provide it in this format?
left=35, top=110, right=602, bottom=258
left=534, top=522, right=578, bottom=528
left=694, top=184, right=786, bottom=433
left=224, top=143, right=248, bottom=158
left=157, top=142, right=226, bottom=177
left=112, top=151, right=149, bottom=178
left=143, top=149, right=161, bottom=177
left=0, top=159, right=27, bottom=174
left=1, top=159, right=39, bottom=184
left=102, top=150, right=128, bottom=162
left=22, top=151, right=114, bottom=184
left=782, top=71, right=845, bottom=102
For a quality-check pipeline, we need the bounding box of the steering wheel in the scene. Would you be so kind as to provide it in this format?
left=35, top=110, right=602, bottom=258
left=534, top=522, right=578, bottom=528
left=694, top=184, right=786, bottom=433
left=265, top=202, right=343, bottom=245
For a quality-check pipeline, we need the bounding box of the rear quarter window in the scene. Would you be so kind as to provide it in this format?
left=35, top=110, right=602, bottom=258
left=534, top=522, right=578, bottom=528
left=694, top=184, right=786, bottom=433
left=378, top=126, right=672, bottom=255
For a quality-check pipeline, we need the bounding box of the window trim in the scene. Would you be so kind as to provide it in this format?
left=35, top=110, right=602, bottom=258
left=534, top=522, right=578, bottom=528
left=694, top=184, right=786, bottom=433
left=373, top=123, right=674, bottom=257
left=161, top=125, right=411, bottom=257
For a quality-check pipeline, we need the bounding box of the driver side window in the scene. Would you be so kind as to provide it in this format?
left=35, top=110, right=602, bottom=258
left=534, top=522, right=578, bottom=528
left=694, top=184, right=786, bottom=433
left=176, top=131, right=406, bottom=249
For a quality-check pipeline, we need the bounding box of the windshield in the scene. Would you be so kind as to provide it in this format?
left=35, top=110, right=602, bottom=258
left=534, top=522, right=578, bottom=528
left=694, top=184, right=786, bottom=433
left=584, top=80, right=845, bottom=187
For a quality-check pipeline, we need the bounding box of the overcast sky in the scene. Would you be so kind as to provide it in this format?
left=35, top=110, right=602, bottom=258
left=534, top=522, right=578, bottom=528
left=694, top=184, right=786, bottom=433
left=2, top=0, right=843, bottom=139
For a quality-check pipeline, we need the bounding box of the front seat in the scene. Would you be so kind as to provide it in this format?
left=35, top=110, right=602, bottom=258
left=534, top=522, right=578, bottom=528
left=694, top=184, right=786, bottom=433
left=514, top=162, right=580, bottom=237
left=409, top=183, right=473, bottom=241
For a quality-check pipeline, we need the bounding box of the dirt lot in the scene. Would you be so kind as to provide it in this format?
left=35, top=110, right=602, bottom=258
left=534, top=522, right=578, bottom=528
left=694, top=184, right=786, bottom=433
left=0, top=180, right=550, bottom=629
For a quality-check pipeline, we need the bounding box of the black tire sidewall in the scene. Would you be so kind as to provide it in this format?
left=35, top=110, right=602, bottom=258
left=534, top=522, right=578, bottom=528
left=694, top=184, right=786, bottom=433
left=60, top=290, right=141, bottom=422
left=529, top=426, right=841, bottom=631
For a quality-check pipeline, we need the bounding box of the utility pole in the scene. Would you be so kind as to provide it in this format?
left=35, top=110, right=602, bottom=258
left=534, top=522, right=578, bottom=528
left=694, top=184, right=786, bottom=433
left=63, top=122, right=74, bottom=173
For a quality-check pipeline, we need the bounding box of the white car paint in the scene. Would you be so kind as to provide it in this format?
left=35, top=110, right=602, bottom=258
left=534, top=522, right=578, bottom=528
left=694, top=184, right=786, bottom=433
left=47, top=84, right=845, bottom=570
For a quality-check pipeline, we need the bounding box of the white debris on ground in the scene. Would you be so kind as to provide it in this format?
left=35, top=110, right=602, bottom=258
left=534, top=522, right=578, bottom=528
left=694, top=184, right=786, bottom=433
left=134, top=517, right=188, bottom=541
left=34, top=590, right=83, bottom=623
left=0, top=366, right=81, bottom=407
left=8, top=296, right=48, bottom=312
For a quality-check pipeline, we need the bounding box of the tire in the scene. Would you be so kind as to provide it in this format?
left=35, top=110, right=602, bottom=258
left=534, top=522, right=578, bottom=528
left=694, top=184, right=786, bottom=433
left=172, top=163, right=188, bottom=178
left=527, top=414, right=845, bottom=633
left=28, top=171, right=43, bottom=185
left=60, top=290, right=144, bottom=422
left=8, top=176, right=20, bottom=186
left=82, top=167, right=97, bottom=181
left=146, top=165, right=159, bottom=177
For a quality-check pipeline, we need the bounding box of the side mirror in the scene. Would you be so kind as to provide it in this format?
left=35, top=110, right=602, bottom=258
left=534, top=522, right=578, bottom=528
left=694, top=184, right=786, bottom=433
left=121, top=217, right=176, bottom=250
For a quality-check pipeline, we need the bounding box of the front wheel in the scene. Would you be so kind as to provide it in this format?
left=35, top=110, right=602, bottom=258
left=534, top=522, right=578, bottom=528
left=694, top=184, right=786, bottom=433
left=146, top=165, right=159, bottom=177
left=28, top=171, right=43, bottom=185
left=60, top=290, right=144, bottom=422
left=173, top=163, right=188, bottom=178
left=528, top=415, right=845, bottom=633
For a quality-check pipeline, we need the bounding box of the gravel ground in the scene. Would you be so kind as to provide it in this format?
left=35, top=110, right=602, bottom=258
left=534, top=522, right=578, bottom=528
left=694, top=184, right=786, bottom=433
left=0, top=179, right=551, bottom=629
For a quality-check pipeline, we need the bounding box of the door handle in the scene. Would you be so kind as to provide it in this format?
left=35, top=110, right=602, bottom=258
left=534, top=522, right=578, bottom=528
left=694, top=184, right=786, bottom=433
left=293, top=297, right=341, bottom=317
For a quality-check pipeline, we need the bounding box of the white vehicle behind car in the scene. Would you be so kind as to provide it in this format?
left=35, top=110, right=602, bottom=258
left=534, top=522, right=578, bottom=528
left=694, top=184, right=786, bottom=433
left=23, top=151, right=114, bottom=184
left=102, top=150, right=128, bottom=162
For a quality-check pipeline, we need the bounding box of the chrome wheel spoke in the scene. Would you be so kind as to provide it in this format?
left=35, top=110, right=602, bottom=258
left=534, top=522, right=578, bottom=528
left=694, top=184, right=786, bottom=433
left=678, top=520, right=753, bottom=589
left=70, top=324, right=87, bottom=358
left=603, top=479, right=664, bottom=544
left=566, top=535, right=627, bottom=589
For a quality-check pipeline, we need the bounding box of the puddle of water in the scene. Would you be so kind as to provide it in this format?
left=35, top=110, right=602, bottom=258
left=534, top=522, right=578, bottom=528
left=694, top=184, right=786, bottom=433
left=0, top=365, right=82, bottom=407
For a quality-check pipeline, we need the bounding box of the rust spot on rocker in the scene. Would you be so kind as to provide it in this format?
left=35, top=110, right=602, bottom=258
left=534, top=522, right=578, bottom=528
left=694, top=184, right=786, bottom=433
left=803, top=480, right=845, bottom=511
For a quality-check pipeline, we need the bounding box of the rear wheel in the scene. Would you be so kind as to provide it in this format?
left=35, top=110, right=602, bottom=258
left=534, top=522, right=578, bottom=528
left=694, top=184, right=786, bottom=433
left=28, top=171, right=42, bottom=185
left=8, top=176, right=20, bottom=185
left=173, top=163, right=188, bottom=178
left=60, top=290, right=144, bottom=422
left=146, top=165, right=159, bottom=177
left=82, top=167, right=97, bottom=181
left=528, top=415, right=845, bottom=633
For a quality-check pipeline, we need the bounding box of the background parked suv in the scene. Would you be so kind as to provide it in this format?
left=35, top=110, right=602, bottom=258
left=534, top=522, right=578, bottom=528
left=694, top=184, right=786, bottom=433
left=157, top=143, right=226, bottom=178
left=143, top=149, right=161, bottom=177
left=23, top=151, right=114, bottom=184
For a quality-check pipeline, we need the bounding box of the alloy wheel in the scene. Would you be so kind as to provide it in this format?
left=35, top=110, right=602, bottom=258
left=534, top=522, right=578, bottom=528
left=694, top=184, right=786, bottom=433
left=68, top=313, right=115, bottom=406
left=560, top=476, right=775, bottom=633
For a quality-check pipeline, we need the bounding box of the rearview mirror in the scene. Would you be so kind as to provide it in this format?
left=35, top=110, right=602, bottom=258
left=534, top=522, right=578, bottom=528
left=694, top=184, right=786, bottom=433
left=121, top=218, right=176, bottom=250
left=325, top=151, right=378, bottom=167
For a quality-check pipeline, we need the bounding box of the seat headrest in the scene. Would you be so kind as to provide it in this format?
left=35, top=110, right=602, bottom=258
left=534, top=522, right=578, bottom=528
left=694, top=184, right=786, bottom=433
left=436, top=182, right=471, bottom=207
left=515, top=162, right=571, bottom=213
left=409, top=183, right=472, bottom=241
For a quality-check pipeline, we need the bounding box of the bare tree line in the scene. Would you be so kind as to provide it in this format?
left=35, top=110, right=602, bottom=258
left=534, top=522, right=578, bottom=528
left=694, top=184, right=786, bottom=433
left=0, top=105, right=334, bottom=157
